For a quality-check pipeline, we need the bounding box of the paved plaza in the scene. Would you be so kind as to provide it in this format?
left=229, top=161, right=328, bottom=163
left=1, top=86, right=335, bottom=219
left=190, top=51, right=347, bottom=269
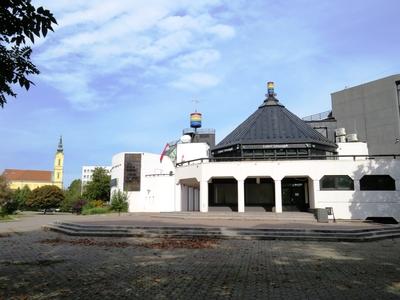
left=0, top=214, right=399, bottom=299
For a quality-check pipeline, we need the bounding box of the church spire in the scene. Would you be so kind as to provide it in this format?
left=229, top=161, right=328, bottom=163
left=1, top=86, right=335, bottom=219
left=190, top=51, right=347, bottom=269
left=57, top=135, right=63, bottom=152
left=54, top=136, right=64, bottom=189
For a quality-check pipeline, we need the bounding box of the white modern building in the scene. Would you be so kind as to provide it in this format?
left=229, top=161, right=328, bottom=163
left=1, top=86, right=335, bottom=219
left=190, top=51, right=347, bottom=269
left=110, top=153, right=175, bottom=212
left=81, top=166, right=111, bottom=186
left=110, top=82, right=400, bottom=221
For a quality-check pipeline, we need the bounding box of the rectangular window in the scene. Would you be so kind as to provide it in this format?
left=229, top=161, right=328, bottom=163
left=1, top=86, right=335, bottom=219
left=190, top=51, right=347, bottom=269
left=276, top=149, right=286, bottom=156
left=298, top=149, right=308, bottom=156
left=264, top=150, right=274, bottom=156
left=360, top=175, right=396, bottom=191
left=110, top=178, right=118, bottom=187
left=320, top=175, right=354, bottom=190
left=124, top=154, right=141, bottom=191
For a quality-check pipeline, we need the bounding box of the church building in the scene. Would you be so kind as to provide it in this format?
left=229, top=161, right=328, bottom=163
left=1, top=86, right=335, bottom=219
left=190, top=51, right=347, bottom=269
left=2, top=137, right=64, bottom=190
left=111, top=82, right=400, bottom=222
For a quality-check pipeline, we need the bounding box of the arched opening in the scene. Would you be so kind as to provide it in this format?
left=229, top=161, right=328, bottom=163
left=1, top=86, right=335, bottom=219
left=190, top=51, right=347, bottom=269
left=244, top=177, right=274, bottom=212
left=208, top=177, right=238, bottom=212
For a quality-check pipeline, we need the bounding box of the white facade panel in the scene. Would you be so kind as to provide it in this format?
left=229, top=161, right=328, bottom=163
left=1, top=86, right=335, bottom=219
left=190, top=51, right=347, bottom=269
left=111, top=152, right=175, bottom=213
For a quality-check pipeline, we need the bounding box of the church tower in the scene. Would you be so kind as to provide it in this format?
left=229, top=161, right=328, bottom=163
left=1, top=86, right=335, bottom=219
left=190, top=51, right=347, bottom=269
left=53, top=136, right=64, bottom=189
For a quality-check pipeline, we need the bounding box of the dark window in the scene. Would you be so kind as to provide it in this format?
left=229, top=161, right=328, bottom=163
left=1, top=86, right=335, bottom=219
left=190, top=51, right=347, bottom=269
left=264, top=149, right=274, bottom=156
left=298, top=149, right=308, bottom=155
left=276, top=149, right=286, bottom=156
left=110, top=178, right=118, bottom=187
left=124, top=154, right=141, bottom=191
left=360, top=175, right=395, bottom=191
left=209, top=178, right=238, bottom=208
left=320, top=175, right=354, bottom=190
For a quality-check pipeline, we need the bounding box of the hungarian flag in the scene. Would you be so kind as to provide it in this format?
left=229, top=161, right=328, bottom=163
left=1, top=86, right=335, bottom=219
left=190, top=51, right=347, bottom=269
left=160, top=143, right=170, bottom=162
left=160, top=140, right=178, bottom=163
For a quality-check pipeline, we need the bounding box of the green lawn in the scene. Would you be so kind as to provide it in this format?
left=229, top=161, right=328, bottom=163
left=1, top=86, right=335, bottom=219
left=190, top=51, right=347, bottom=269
left=0, top=214, right=16, bottom=222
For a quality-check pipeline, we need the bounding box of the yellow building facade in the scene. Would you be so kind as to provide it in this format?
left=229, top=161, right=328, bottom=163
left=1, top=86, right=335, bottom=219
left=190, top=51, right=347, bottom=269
left=2, top=137, right=64, bottom=190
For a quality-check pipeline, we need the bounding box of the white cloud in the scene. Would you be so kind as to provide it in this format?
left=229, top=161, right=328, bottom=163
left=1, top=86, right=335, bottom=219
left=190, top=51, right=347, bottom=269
left=40, top=72, right=104, bottom=110
left=170, top=72, right=220, bottom=90
left=207, top=24, right=235, bottom=39
left=33, top=1, right=236, bottom=110
left=173, top=49, right=221, bottom=69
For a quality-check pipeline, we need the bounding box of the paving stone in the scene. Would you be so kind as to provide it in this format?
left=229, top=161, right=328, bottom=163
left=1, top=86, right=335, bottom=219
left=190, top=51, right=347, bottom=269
left=0, top=230, right=400, bottom=299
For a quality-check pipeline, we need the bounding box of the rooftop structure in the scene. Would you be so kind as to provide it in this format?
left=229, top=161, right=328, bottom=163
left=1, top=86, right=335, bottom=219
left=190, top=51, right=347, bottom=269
left=3, top=169, right=52, bottom=182
left=212, top=82, right=337, bottom=158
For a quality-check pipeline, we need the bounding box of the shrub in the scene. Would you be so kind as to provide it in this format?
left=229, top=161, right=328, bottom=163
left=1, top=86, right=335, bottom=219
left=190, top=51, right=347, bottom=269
left=82, top=206, right=111, bottom=215
left=60, top=197, right=75, bottom=212
left=26, top=185, right=64, bottom=214
left=62, top=179, right=82, bottom=212
left=1, top=198, right=19, bottom=215
left=88, top=200, right=106, bottom=208
left=72, top=199, right=87, bottom=215
left=110, top=190, right=128, bottom=215
left=0, top=175, right=13, bottom=216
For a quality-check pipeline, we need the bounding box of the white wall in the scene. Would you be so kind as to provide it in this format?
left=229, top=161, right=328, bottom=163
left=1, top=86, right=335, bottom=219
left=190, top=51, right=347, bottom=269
left=110, top=152, right=175, bottom=212
left=176, top=143, right=209, bottom=164
left=336, top=142, right=369, bottom=160
left=110, top=153, right=125, bottom=194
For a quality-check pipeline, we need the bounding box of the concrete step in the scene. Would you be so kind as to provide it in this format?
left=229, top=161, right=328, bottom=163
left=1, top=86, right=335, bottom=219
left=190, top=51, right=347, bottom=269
left=153, top=212, right=317, bottom=221
left=44, top=225, right=400, bottom=242
left=43, top=222, right=400, bottom=242
left=55, top=221, right=400, bottom=234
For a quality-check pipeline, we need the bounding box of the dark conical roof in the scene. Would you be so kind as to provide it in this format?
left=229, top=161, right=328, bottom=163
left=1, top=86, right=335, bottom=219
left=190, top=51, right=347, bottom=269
left=213, top=94, right=337, bottom=152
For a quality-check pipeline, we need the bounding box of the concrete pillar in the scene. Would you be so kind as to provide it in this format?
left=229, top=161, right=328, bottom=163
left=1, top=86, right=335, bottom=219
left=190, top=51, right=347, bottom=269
left=237, top=179, right=245, bottom=213
left=188, top=187, right=194, bottom=211
left=194, top=188, right=200, bottom=211
left=274, top=180, right=282, bottom=213
left=312, top=180, right=320, bottom=208
left=175, top=183, right=182, bottom=212
left=200, top=180, right=208, bottom=212
left=308, top=180, right=315, bottom=209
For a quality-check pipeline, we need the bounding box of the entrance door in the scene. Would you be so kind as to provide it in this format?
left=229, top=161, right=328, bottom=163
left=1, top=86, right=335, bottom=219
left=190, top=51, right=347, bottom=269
left=282, top=178, right=309, bottom=211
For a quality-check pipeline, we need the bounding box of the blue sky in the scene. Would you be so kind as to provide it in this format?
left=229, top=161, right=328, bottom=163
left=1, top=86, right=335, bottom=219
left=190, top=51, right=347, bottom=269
left=1, top=0, right=400, bottom=187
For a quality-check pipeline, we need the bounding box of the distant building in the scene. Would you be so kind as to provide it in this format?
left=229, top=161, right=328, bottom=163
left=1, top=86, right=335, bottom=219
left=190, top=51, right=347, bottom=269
left=81, top=166, right=111, bottom=186
left=2, top=137, right=64, bottom=190
left=305, top=74, right=400, bottom=155
left=332, top=74, right=400, bottom=155
left=182, top=128, right=216, bottom=148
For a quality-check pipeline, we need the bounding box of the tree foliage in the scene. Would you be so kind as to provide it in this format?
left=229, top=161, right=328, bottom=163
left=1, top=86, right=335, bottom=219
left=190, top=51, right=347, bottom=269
left=61, top=179, right=81, bottom=212
left=12, top=185, right=31, bottom=210
left=110, top=190, right=128, bottom=215
left=0, top=0, right=57, bottom=107
left=82, top=168, right=111, bottom=202
left=26, top=185, right=64, bottom=213
left=0, top=175, right=13, bottom=215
